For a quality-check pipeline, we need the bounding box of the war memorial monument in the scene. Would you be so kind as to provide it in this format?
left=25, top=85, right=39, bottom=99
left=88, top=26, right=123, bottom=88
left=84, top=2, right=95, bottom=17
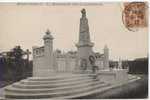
left=4, top=8, right=141, bottom=99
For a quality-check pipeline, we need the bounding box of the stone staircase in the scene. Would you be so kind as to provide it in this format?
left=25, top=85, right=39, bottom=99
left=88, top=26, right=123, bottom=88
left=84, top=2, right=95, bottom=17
left=4, top=73, right=110, bottom=99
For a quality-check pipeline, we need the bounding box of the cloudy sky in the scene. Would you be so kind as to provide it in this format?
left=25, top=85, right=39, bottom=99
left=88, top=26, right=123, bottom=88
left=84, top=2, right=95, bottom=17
left=0, top=3, right=148, bottom=60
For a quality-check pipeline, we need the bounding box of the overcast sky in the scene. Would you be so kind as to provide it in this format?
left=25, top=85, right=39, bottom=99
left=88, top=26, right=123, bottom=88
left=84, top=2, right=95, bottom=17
left=0, top=3, right=148, bottom=60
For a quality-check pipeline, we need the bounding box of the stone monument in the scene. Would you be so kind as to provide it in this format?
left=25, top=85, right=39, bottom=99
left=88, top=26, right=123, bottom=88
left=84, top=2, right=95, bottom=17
left=76, top=9, right=94, bottom=71
left=32, top=9, right=110, bottom=73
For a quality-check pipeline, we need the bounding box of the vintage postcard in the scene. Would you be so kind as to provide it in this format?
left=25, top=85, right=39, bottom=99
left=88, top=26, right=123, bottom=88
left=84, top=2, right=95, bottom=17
left=0, top=2, right=148, bottom=99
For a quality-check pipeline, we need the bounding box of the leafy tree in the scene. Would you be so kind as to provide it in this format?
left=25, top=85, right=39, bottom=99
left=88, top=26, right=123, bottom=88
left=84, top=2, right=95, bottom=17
left=0, top=46, right=32, bottom=87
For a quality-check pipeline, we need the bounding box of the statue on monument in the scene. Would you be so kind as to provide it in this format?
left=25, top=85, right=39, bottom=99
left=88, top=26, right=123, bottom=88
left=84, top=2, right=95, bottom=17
left=46, top=29, right=50, bottom=35
left=79, top=8, right=90, bottom=43
left=89, top=55, right=99, bottom=73
left=80, top=59, right=87, bottom=71
left=81, top=8, right=86, bottom=18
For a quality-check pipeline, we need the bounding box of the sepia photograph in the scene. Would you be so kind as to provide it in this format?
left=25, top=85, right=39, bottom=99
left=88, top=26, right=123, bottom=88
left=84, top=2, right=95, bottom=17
left=0, top=2, right=148, bottom=99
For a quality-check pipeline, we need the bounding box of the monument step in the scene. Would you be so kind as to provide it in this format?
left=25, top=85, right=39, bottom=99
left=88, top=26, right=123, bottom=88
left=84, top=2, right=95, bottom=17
left=5, top=82, right=109, bottom=99
left=12, top=78, right=99, bottom=89
left=27, top=74, right=91, bottom=81
left=64, top=75, right=140, bottom=99
left=20, top=76, right=93, bottom=85
left=5, top=80, right=103, bottom=94
left=5, top=75, right=140, bottom=99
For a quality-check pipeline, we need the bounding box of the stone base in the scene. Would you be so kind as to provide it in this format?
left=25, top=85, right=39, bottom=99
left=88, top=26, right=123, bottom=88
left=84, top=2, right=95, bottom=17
left=4, top=73, right=109, bottom=99
left=4, top=72, right=140, bottom=99
left=33, top=69, right=55, bottom=77
left=73, top=69, right=93, bottom=74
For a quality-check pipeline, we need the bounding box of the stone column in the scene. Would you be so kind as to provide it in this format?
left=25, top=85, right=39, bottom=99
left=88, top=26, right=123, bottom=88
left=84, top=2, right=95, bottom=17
left=103, top=45, right=109, bottom=70
left=76, top=9, right=94, bottom=72
left=42, top=29, right=54, bottom=76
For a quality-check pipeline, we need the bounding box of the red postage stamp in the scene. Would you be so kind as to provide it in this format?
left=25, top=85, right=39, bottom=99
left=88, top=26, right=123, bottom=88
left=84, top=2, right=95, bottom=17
left=122, top=2, right=148, bottom=31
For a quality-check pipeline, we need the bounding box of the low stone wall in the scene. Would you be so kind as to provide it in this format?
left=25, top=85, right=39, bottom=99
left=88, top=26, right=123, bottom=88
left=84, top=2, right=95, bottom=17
left=97, top=69, right=128, bottom=84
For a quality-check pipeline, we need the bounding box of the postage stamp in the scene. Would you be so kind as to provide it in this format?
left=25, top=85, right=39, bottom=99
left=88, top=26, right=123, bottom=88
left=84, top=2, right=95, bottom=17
left=122, top=2, right=148, bottom=31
